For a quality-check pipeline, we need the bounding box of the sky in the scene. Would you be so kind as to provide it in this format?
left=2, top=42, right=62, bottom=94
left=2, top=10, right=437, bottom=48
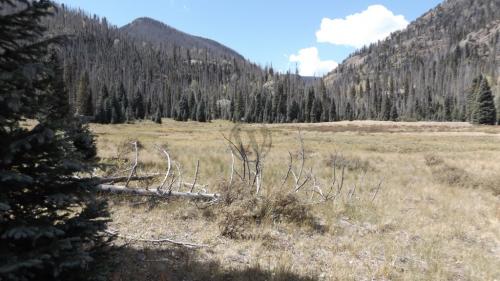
left=57, top=0, right=443, bottom=76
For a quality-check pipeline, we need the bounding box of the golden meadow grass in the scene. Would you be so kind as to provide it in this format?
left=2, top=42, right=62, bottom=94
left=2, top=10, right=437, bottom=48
left=91, top=120, right=500, bottom=281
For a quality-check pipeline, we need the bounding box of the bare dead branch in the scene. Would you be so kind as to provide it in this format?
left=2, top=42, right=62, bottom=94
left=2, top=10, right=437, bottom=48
left=229, top=149, right=235, bottom=185
left=125, top=141, right=139, bottom=188
left=155, top=145, right=172, bottom=191
left=295, top=130, right=305, bottom=188
left=96, top=174, right=159, bottom=184
left=190, top=160, right=200, bottom=193
left=281, top=151, right=293, bottom=187
left=371, top=178, right=384, bottom=202
left=174, top=162, right=183, bottom=191
left=104, top=229, right=208, bottom=249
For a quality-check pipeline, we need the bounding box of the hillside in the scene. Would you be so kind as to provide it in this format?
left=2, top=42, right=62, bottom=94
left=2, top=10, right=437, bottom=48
left=43, top=5, right=312, bottom=124
left=41, top=1, right=499, bottom=125
left=121, top=17, right=243, bottom=60
left=324, top=0, right=500, bottom=121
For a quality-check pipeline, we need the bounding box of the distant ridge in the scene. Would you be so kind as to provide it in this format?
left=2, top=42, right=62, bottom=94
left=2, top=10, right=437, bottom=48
left=121, top=17, right=244, bottom=60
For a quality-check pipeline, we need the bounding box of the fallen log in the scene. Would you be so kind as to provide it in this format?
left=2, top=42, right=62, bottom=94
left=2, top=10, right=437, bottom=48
left=94, top=184, right=219, bottom=200
left=94, top=174, right=159, bottom=184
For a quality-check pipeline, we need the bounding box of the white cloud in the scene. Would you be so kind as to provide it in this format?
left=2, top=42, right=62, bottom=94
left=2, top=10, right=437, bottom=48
left=316, top=5, right=408, bottom=48
left=289, top=47, right=338, bottom=77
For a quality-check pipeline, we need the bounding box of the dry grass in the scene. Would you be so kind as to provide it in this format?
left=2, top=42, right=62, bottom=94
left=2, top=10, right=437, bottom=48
left=92, top=119, right=500, bottom=281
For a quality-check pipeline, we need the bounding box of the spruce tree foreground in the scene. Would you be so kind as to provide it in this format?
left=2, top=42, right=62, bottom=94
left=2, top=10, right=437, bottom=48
left=467, top=75, right=498, bottom=125
left=472, top=76, right=497, bottom=125
left=0, top=1, right=110, bottom=280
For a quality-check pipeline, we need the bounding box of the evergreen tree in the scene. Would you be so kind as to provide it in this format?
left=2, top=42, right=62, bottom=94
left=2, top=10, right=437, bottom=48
left=75, top=71, right=92, bottom=116
left=154, top=107, right=162, bottom=124
left=329, top=97, right=337, bottom=121
left=189, top=91, right=196, bottom=120
left=310, top=97, right=322, bottom=123
left=467, top=76, right=481, bottom=122
left=196, top=100, right=207, bottom=122
left=381, top=94, right=392, bottom=121
left=345, top=102, right=354, bottom=121
left=233, top=91, right=245, bottom=122
left=178, top=95, right=189, bottom=121
left=95, top=84, right=109, bottom=123
left=443, top=96, right=453, bottom=121
left=305, top=87, right=314, bottom=122
left=390, top=102, right=399, bottom=121
left=319, top=80, right=329, bottom=122
left=0, top=1, right=109, bottom=280
left=287, top=100, right=300, bottom=122
left=473, top=78, right=497, bottom=125
left=41, top=50, right=70, bottom=122
left=133, top=90, right=145, bottom=119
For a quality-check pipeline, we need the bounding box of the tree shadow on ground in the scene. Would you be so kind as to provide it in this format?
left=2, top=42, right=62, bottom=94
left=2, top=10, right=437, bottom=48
left=109, top=246, right=318, bottom=281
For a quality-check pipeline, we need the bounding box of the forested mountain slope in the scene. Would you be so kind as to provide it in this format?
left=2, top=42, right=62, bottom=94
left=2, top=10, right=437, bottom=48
left=44, top=5, right=314, bottom=124
left=324, top=0, right=500, bottom=121
left=121, top=17, right=243, bottom=60
left=44, top=0, right=499, bottom=124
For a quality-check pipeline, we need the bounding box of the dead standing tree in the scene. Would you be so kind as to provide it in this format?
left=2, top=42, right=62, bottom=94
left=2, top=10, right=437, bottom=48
left=222, top=123, right=272, bottom=195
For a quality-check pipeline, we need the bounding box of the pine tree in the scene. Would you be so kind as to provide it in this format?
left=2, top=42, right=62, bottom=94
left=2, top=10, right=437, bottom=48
left=381, top=94, right=391, bottom=121
left=310, top=97, right=322, bottom=123
left=305, top=87, right=314, bottom=123
left=41, top=50, right=70, bottom=122
left=196, top=100, right=207, bottom=122
left=178, top=95, right=189, bottom=121
left=473, top=78, right=497, bottom=125
left=443, top=96, right=453, bottom=121
left=154, top=107, right=162, bottom=124
left=0, top=1, right=109, bottom=280
left=390, top=102, right=399, bottom=121
left=287, top=100, right=300, bottom=122
left=233, top=91, right=245, bottom=122
left=133, top=90, right=145, bottom=119
left=329, top=97, right=337, bottom=121
left=467, top=76, right=481, bottom=122
left=319, top=80, right=329, bottom=122
left=76, top=71, right=92, bottom=116
left=95, top=85, right=109, bottom=123
left=345, top=102, right=354, bottom=121
left=189, top=91, right=196, bottom=120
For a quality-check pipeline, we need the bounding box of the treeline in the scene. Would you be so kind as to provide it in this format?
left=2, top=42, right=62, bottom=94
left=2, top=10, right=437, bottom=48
left=46, top=1, right=499, bottom=125
left=45, top=5, right=325, bottom=124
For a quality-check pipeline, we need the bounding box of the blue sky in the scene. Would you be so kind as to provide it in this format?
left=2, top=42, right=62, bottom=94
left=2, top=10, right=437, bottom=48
left=57, top=0, right=442, bottom=76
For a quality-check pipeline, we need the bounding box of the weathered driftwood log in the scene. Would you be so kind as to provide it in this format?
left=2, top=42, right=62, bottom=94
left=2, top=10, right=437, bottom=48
left=94, top=184, right=219, bottom=200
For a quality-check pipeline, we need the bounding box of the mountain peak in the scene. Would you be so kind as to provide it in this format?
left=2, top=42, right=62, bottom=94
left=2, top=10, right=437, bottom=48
left=121, top=17, right=243, bottom=60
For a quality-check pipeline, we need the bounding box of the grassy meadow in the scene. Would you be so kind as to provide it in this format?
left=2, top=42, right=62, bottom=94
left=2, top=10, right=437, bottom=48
left=91, top=120, right=500, bottom=281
